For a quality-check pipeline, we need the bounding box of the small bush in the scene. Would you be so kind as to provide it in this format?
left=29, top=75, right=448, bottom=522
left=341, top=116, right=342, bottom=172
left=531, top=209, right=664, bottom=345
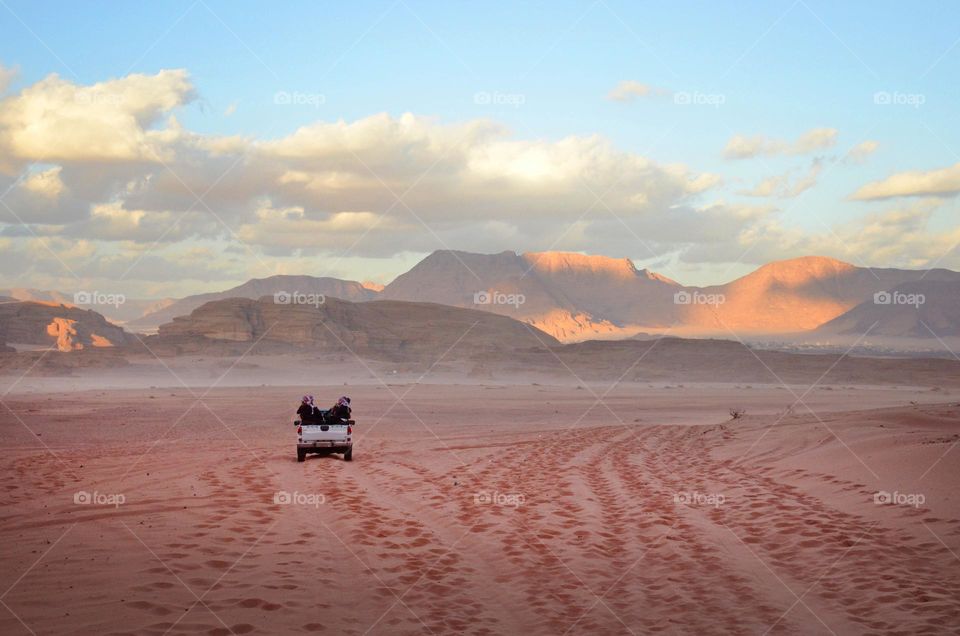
left=729, top=408, right=746, bottom=420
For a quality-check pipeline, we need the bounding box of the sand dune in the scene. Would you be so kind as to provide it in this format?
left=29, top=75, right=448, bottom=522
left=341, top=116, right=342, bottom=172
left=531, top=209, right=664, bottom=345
left=1, top=383, right=958, bottom=635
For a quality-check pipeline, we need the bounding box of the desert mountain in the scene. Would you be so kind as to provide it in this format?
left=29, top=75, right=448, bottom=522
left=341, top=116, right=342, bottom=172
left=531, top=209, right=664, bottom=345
left=383, top=251, right=960, bottom=340
left=16, top=251, right=959, bottom=344
left=381, top=250, right=680, bottom=340
left=129, top=275, right=380, bottom=332
left=680, top=257, right=960, bottom=334
left=147, top=296, right=558, bottom=361
left=814, top=280, right=960, bottom=338
left=0, top=299, right=130, bottom=351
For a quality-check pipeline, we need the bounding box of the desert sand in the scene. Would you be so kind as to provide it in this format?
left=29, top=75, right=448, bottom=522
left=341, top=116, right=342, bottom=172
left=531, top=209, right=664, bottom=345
left=1, top=380, right=959, bottom=635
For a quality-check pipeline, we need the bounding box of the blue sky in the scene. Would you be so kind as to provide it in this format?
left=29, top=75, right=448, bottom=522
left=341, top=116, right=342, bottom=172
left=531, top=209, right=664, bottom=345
left=0, top=0, right=958, bottom=295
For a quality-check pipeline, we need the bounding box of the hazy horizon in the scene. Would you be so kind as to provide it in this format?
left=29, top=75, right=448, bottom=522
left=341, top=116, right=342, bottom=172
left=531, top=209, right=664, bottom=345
left=4, top=249, right=960, bottom=303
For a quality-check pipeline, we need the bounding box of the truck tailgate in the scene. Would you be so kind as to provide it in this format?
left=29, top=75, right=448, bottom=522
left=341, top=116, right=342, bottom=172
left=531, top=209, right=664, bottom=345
left=301, top=423, right=350, bottom=443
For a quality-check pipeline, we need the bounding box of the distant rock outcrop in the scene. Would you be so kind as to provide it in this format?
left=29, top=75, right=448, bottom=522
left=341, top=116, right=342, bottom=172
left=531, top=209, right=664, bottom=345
left=0, top=301, right=129, bottom=351
left=148, top=296, right=559, bottom=361
left=129, top=275, right=379, bottom=332
left=361, top=281, right=385, bottom=293
left=0, top=288, right=175, bottom=325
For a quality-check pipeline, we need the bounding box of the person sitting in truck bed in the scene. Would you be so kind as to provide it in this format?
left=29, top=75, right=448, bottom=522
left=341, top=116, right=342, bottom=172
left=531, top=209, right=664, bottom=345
left=297, top=395, right=322, bottom=424
left=328, top=396, right=352, bottom=422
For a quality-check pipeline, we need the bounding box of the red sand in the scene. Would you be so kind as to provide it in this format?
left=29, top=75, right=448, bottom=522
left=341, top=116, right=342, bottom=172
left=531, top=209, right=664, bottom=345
left=1, top=384, right=958, bottom=635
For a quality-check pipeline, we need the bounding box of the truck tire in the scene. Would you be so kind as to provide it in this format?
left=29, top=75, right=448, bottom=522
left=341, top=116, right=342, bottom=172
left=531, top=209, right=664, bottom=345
left=297, top=449, right=306, bottom=462
left=343, top=448, right=353, bottom=462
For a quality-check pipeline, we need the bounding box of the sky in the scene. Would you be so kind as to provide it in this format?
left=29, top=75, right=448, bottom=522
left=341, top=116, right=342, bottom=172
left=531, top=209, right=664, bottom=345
left=0, top=0, right=959, bottom=298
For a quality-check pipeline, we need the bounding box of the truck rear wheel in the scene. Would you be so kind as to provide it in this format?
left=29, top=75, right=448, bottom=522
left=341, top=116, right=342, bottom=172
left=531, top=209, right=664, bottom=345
left=343, top=448, right=353, bottom=462
left=297, top=449, right=306, bottom=462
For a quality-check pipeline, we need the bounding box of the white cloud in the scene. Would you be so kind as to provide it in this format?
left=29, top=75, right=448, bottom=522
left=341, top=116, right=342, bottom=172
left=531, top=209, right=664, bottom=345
left=21, top=166, right=64, bottom=199
left=606, top=80, right=670, bottom=102
left=738, top=160, right=822, bottom=198
left=236, top=202, right=407, bottom=250
left=682, top=198, right=960, bottom=270
left=73, top=201, right=214, bottom=243
left=0, top=67, right=729, bottom=285
left=723, top=127, right=838, bottom=159
left=741, top=175, right=784, bottom=198
left=793, top=128, right=838, bottom=154
left=0, top=63, right=17, bottom=95
left=0, top=69, right=194, bottom=167
left=686, top=172, right=723, bottom=193
left=0, top=68, right=955, bottom=293
left=787, top=161, right=822, bottom=197
left=845, top=140, right=879, bottom=164
left=851, top=162, right=960, bottom=200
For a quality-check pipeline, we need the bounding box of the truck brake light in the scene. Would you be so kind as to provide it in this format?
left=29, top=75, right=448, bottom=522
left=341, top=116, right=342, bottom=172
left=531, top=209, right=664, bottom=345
left=297, top=425, right=302, bottom=435
left=347, top=425, right=352, bottom=434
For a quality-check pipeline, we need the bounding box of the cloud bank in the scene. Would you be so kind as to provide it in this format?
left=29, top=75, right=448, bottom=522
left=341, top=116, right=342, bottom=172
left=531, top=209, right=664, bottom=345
left=0, top=68, right=955, bottom=295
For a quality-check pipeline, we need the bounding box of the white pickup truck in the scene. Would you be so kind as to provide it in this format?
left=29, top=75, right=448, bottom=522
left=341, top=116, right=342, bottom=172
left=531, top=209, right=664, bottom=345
left=296, top=417, right=354, bottom=462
